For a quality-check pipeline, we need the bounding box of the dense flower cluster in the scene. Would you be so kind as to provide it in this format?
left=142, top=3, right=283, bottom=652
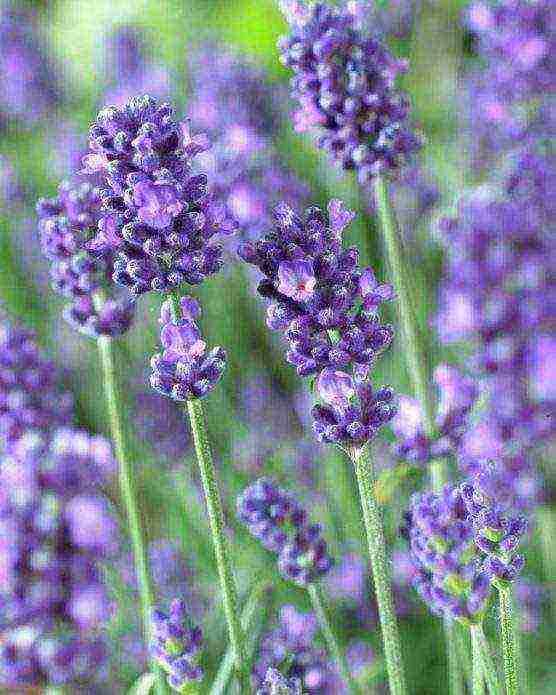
left=253, top=605, right=339, bottom=692
left=401, top=485, right=491, bottom=624
left=0, top=320, right=73, bottom=451
left=83, top=95, right=236, bottom=295
left=37, top=179, right=136, bottom=337
left=278, top=1, right=421, bottom=183
left=150, top=296, right=226, bottom=401
left=312, top=368, right=395, bottom=448
left=0, top=1, right=61, bottom=126
left=0, top=319, right=117, bottom=688
left=391, top=364, right=478, bottom=464
left=150, top=599, right=203, bottom=693
left=257, top=668, right=303, bottom=694
left=104, top=25, right=172, bottom=107
left=187, top=44, right=309, bottom=243
left=240, top=200, right=394, bottom=377
left=461, top=477, right=526, bottom=586
left=237, top=478, right=333, bottom=586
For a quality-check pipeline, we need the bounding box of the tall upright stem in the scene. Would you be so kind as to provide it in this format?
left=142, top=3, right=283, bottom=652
left=499, top=588, right=520, bottom=695
left=96, top=335, right=167, bottom=695
left=351, top=445, right=407, bottom=695
left=471, top=632, right=485, bottom=695
left=308, top=583, right=362, bottom=695
left=470, top=624, right=503, bottom=695
left=374, top=174, right=463, bottom=692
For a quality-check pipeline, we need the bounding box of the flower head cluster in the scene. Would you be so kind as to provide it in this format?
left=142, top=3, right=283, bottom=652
left=278, top=1, right=421, bottom=183
left=0, top=319, right=117, bottom=687
left=257, top=668, right=303, bottom=695
left=237, top=478, right=333, bottom=586
left=187, top=45, right=309, bottom=243
left=312, top=368, right=395, bottom=448
left=401, top=485, right=491, bottom=624
left=0, top=320, right=73, bottom=451
left=461, top=475, right=526, bottom=587
left=240, top=200, right=394, bottom=377
left=240, top=199, right=395, bottom=448
left=150, top=599, right=203, bottom=693
left=253, top=605, right=338, bottom=693
left=37, top=179, right=135, bottom=337
left=150, top=296, right=226, bottom=401
left=392, top=365, right=478, bottom=464
left=83, top=95, right=236, bottom=295
left=0, top=2, right=61, bottom=126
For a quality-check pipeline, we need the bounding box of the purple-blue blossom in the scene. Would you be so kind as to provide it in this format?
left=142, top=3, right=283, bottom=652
left=257, top=668, right=302, bottom=694
left=150, top=296, right=226, bottom=401
left=278, top=0, right=421, bottom=182
left=237, top=478, right=333, bottom=586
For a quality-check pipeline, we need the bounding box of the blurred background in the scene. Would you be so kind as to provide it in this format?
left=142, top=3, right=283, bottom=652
left=0, top=0, right=553, bottom=692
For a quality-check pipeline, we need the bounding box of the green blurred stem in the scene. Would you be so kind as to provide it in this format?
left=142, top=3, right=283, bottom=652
left=168, top=290, right=248, bottom=693
left=446, top=620, right=465, bottom=695
left=351, top=445, right=407, bottom=695
left=537, top=505, right=556, bottom=621
left=470, top=624, right=503, bottom=695
left=95, top=329, right=167, bottom=695
left=472, top=633, right=485, bottom=695
left=455, top=623, right=473, bottom=688
left=499, top=588, right=520, bottom=695
left=308, top=583, right=362, bottom=695
left=209, top=579, right=271, bottom=695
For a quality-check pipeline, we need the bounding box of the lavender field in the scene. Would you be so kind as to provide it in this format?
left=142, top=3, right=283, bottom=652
left=0, top=0, right=554, bottom=693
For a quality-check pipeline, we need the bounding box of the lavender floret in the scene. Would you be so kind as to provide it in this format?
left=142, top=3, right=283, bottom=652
left=257, top=668, right=303, bottom=694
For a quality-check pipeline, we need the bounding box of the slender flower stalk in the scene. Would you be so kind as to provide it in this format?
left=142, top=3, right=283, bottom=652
left=308, top=583, right=361, bottom=695
left=168, top=291, right=249, bottom=693
left=499, top=588, right=519, bottom=695
left=470, top=624, right=503, bottom=695
left=95, top=326, right=167, bottom=695
left=472, top=638, right=485, bottom=695
left=352, top=445, right=407, bottom=695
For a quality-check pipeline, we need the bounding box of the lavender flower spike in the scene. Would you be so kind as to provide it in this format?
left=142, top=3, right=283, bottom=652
left=150, top=296, right=226, bottom=401
left=237, top=478, right=333, bottom=587
left=150, top=599, right=204, bottom=693
left=257, top=668, right=303, bottom=694
left=84, top=95, right=236, bottom=295
left=278, top=1, right=421, bottom=183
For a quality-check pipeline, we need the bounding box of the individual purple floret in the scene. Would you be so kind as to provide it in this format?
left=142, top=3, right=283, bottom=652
left=0, top=319, right=73, bottom=451
left=150, top=296, right=226, bottom=401
left=391, top=364, right=479, bottom=464
left=257, top=668, right=303, bottom=694
left=36, top=179, right=135, bottom=337
left=239, top=200, right=394, bottom=378
left=237, top=478, right=333, bottom=586
left=83, top=95, right=236, bottom=295
left=150, top=599, right=203, bottom=692
left=312, top=368, right=395, bottom=448
left=187, top=44, right=309, bottom=244
left=401, top=485, right=492, bottom=624
left=460, top=474, right=526, bottom=587
left=278, top=1, right=421, bottom=183
left=253, top=605, right=339, bottom=693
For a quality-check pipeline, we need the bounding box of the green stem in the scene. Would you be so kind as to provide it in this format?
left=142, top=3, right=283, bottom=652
left=455, top=623, right=473, bottom=689
left=537, top=505, right=556, bottom=621
left=351, top=445, right=407, bottom=695
left=308, top=583, right=362, bottom=695
left=168, top=290, right=249, bottom=691
left=185, top=397, right=249, bottom=692
left=96, top=335, right=168, bottom=695
left=499, top=588, right=520, bottom=695
left=209, top=579, right=271, bottom=695
left=445, top=620, right=465, bottom=695
left=470, top=624, right=503, bottom=695
left=472, top=630, right=486, bottom=695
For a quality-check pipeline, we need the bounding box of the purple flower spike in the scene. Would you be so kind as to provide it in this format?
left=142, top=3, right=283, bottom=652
left=237, top=478, right=333, bottom=587
left=151, top=298, right=226, bottom=401
left=257, top=668, right=302, bottom=694
left=84, top=95, right=236, bottom=295
left=278, top=1, right=421, bottom=182
left=277, top=259, right=317, bottom=302
left=401, top=485, right=491, bottom=624
left=316, top=368, right=355, bottom=410
left=150, top=599, right=204, bottom=692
